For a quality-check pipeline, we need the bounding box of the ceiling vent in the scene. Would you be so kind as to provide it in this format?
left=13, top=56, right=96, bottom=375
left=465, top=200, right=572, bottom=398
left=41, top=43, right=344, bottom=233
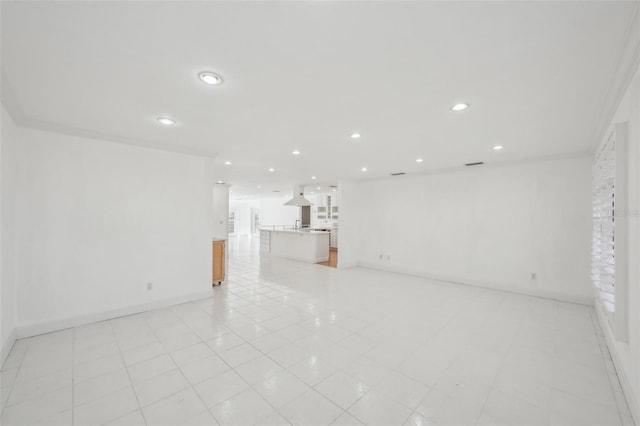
left=390, top=172, right=406, bottom=176
left=465, top=162, right=484, bottom=167
left=329, top=185, right=337, bottom=188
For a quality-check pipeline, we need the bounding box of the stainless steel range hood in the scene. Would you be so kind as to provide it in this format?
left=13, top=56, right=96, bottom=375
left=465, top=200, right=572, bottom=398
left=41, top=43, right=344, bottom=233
left=284, top=185, right=312, bottom=207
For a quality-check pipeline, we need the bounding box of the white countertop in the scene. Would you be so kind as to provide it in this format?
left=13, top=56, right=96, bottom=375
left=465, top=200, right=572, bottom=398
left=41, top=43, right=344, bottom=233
left=260, top=228, right=330, bottom=234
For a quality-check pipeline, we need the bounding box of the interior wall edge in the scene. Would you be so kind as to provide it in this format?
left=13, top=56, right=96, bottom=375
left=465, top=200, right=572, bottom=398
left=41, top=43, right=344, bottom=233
left=594, top=299, right=639, bottom=425
left=0, top=328, right=16, bottom=367
left=356, top=262, right=593, bottom=306
left=13, top=290, right=212, bottom=340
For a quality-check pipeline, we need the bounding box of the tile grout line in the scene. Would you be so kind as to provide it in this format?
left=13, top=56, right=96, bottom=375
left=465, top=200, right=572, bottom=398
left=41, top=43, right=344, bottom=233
left=110, top=318, right=149, bottom=425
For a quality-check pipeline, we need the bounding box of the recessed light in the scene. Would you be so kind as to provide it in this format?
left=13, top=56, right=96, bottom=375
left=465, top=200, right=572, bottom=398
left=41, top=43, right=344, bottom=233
left=292, top=150, right=301, bottom=155
left=350, top=133, right=361, bottom=139
left=332, top=188, right=337, bottom=192
left=199, top=72, right=222, bottom=85
left=257, top=185, right=261, bottom=189
left=416, top=158, right=424, bottom=163
left=361, top=167, right=367, bottom=172
left=451, top=103, right=469, bottom=111
left=316, top=186, right=321, bottom=190
left=157, top=117, right=175, bottom=126
left=310, top=191, right=315, bottom=194
left=493, top=145, right=504, bottom=151
left=311, top=176, right=316, bottom=180
left=224, top=161, right=232, bottom=165
left=268, top=168, right=275, bottom=172
left=216, top=180, right=224, bottom=184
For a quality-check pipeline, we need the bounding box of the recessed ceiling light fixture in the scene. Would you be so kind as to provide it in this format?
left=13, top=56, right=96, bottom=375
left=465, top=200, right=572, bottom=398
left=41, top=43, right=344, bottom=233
left=451, top=103, right=469, bottom=111
left=216, top=180, right=224, bottom=184
left=268, top=168, right=275, bottom=172
left=332, top=188, right=337, bottom=192
left=316, top=186, right=321, bottom=190
left=157, top=117, right=176, bottom=126
left=350, top=133, right=361, bottom=139
left=257, top=185, right=261, bottom=189
left=311, top=176, right=316, bottom=180
left=224, top=161, right=232, bottom=165
left=361, top=167, right=368, bottom=172
left=292, top=150, right=301, bottom=155
left=416, top=158, right=424, bottom=163
left=199, top=72, right=222, bottom=85
left=493, top=145, right=504, bottom=151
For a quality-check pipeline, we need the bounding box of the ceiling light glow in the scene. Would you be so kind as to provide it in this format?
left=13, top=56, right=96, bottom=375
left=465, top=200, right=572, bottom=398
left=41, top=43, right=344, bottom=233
left=361, top=167, right=367, bottom=172
left=451, top=103, right=469, bottom=111
left=157, top=117, right=175, bottom=126
left=224, top=161, right=232, bottom=165
left=199, top=72, right=222, bottom=85
left=292, top=150, right=301, bottom=155
left=350, top=133, right=361, bottom=139
left=493, top=145, right=504, bottom=151
left=269, top=168, right=275, bottom=172
left=416, top=158, right=424, bottom=163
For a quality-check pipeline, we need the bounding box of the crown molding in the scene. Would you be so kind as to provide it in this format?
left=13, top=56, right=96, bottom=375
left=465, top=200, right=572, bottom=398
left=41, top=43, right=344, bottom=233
left=20, top=116, right=218, bottom=158
left=592, top=3, right=640, bottom=150
left=2, top=69, right=217, bottom=159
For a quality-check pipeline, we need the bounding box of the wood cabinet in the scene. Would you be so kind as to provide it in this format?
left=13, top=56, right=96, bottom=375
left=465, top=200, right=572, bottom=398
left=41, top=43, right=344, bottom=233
left=212, top=240, right=225, bottom=285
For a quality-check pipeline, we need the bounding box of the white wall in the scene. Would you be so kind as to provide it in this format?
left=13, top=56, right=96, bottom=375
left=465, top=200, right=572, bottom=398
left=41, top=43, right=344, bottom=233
left=597, top=63, right=640, bottom=423
left=1, top=105, right=18, bottom=363
left=344, top=156, right=592, bottom=303
left=230, top=195, right=300, bottom=236
left=337, top=181, right=359, bottom=269
left=212, top=184, right=229, bottom=239
left=14, top=127, right=215, bottom=337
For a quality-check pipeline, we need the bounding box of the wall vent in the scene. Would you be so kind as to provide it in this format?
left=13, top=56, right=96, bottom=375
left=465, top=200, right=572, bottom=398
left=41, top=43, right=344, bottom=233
left=390, top=172, right=406, bottom=176
left=464, top=162, right=484, bottom=167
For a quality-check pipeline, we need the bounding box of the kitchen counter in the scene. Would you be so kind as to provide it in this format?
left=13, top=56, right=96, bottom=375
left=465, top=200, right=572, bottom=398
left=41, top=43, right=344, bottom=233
left=260, top=228, right=329, bottom=263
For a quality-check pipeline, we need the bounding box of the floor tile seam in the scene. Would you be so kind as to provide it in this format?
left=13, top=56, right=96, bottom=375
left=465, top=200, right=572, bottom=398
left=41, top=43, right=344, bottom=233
left=589, top=309, right=630, bottom=423
left=215, top=283, right=345, bottom=425
left=112, top=318, right=148, bottom=426
left=151, top=306, right=235, bottom=423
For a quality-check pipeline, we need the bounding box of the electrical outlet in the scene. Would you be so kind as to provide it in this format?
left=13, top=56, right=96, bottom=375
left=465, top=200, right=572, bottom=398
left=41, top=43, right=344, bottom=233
left=147, top=282, right=153, bottom=291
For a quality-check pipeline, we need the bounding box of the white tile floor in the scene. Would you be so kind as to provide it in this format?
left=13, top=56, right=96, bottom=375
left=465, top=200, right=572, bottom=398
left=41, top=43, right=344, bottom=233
left=0, top=237, right=634, bottom=426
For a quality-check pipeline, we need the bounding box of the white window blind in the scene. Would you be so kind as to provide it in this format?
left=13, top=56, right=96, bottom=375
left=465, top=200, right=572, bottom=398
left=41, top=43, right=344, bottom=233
left=592, top=132, right=616, bottom=315
left=592, top=122, right=628, bottom=342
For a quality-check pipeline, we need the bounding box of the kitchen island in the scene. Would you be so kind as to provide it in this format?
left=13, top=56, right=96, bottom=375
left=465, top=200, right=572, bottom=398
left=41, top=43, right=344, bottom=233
left=260, top=228, right=330, bottom=263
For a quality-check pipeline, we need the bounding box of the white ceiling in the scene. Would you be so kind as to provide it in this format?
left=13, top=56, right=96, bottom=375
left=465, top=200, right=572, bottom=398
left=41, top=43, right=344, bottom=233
left=2, top=1, right=638, bottom=198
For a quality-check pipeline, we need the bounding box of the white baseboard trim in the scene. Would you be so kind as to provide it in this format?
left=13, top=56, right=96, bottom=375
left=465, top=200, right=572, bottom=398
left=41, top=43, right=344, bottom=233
left=337, top=261, right=357, bottom=270
left=1, top=328, right=16, bottom=367
left=594, top=299, right=640, bottom=425
left=15, top=290, right=213, bottom=339
left=357, top=262, right=593, bottom=305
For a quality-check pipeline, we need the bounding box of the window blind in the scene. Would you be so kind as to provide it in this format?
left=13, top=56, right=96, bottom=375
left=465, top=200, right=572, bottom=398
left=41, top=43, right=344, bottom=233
left=592, top=122, right=629, bottom=342
left=592, top=132, right=616, bottom=316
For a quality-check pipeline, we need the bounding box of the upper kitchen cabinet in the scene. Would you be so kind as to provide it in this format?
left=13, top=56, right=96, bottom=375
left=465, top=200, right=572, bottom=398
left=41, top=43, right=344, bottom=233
left=316, top=194, right=338, bottom=222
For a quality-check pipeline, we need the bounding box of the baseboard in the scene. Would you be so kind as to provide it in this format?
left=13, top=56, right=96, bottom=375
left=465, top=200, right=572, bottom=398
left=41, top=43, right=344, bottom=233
left=15, top=290, right=213, bottom=339
left=594, top=299, right=640, bottom=424
left=1, top=328, right=16, bottom=368
left=357, top=262, right=593, bottom=305
left=337, top=261, right=357, bottom=270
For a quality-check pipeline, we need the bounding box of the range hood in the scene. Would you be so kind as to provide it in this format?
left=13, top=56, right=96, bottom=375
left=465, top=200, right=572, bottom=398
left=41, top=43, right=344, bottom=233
left=284, top=185, right=312, bottom=207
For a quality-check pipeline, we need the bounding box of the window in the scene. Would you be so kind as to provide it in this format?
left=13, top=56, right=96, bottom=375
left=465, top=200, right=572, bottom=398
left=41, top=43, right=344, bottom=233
left=228, top=210, right=236, bottom=236
left=592, top=123, right=628, bottom=342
